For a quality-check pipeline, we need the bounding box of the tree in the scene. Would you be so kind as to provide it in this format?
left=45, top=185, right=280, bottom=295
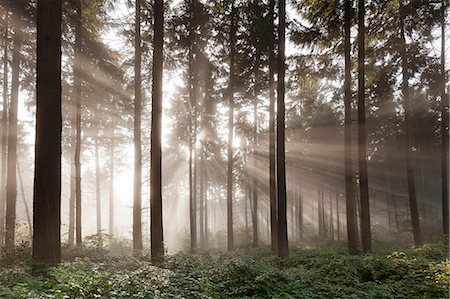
left=150, top=0, right=164, bottom=260
left=344, top=0, right=359, bottom=254
left=32, top=0, right=62, bottom=267
left=227, top=1, right=236, bottom=251
left=5, top=0, right=22, bottom=248
left=0, top=4, right=8, bottom=245
left=133, top=0, right=143, bottom=253
left=357, top=0, right=371, bottom=253
left=399, top=1, right=422, bottom=247
left=440, top=0, right=448, bottom=237
left=276, top=0, right=288, bottom=259
left=268, top=0, right=277, bottom=252
left=74, top=0, right=83, bottom=246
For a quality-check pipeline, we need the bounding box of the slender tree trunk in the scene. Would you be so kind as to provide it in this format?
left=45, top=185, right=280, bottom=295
left=0, top=6, right=8, bottom=245
left=268, top=0, right=277, bottom=253
left=440, top=0, right=449, bottom=237
left=330, top=188, right=334, bottom=241
left=252, top=50, right=260, bottom=246
left=17, top=161, right=31, bottom=240
left=5, top=4, right=21, bottom=248
left=277, top=0, right=288, bottom=259
left=95, top=136, right=102, bottom=246
left=199, top=148, right=204, bottom=247
left=399, top=3, right=422, bottom=246
left=336, top=188, right=340, bottom=241
left=227, top=3, right=236, bottom=251
left=133, top=0, right=143, bottom=252
left=344, top=0, right=359, bottom=254
left=32, top=0, right=62, bottom=267
left=68, top=129, right=75, bottom=245
left=357, top=0, right=371, bottom=252
left=150, top=0, right=164, bottom=260
left=74, top=0, right=83, bottom=246
left=204, top=150, right=208, bottom=248
left=109, top=131, right=114, bottom=236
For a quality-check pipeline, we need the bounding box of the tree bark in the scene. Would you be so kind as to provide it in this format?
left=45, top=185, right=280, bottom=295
left=133, top=0, right=143, bottom=253
left=357, top=0, right=371, bottom=252
left=32, top=0, right=62, bottom=267
left=399, top=3, right=422, bottom=246
left=344, top=0, right=359, bottom=254
left=150, top=0, right=164, bottom=260
left=227, top=2, right=236, bottom=251
left=277, top=0, right=288, bottom=259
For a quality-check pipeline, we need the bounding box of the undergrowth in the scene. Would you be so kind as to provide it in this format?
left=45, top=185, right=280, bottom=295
left=0, top=242, right=448, bottom=298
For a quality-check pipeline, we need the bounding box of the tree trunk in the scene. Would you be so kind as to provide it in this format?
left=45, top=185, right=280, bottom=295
left=440, top=0, right=449, bottom=237
left=204, top=150, right=208, bottom=248
left=0, top=6, right=8, bottom=245
left=95, top=136, right=102, bottom=246
left=357, top=0, right=371, bottom=253
left=399, top=3, right=422, bottom=246
left=268, top=0, right=277, bottom=253
left=188, top=0, right=197, bottom=250
left=32, top=0, right=62, bottom=267
left=109, top=131, right=114, bottom=236
left=133, top=0, right=143, bottom=253
left=199, top=148, right=204, bottom=247
left=5, top=3, right=21, bottom=248
left=276, top=0, right=288, bottom=259
left=150, top=0, right=164, bottom=260
left=344, top=0, right=359, bottom=254
left=252, top=49, right=260, bottom=247
left=68, top=131, right=75, bottom=245
left=74, top=0, right=83, bottom=246
left=227, top=2, right=236, bottom=251
left=336, top=188, right=340, bottom=241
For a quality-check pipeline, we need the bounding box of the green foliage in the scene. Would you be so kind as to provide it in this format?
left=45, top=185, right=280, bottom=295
left=0, top=244, right=448, bottom=298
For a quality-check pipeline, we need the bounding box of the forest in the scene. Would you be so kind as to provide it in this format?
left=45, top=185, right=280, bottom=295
left=0, top=0, right=449, bottom=298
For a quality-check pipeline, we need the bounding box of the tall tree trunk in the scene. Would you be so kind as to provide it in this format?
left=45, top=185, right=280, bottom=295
left=336, top=188, right=340, bottom=241
left=74, top=0, right=83, bottom=246
left=268, top=0, right=277, bottom=253
left=252, top=50, right=260, bottom=247
left=440, top=0, right=449, bottom=237
left=344, top=0, right=359, bottom=254
left=399, top=3, right=422, bottom=246
left=68, top=128, right=75, bottom=244
left=188, top=0, right=197, bottom=250
left=5, top=3, right=21, bottom=248
left=227, top=2, right=236, bottom=251
left=32, top=0, right=62, bottom=267
left=133, top=0, right=143, bottom=252
left=109, top=129, right=114, bottom=236
left=0, top=6, right=8, bottom=245
left=150, top=0, right=164, bottom=260
left=276, top=0, right=288, bottom=259
left=95, top=136, right=102, bottom=246
left=357, top=0, right=371, bottom=253
left=204, top=150, right=208, bottom=248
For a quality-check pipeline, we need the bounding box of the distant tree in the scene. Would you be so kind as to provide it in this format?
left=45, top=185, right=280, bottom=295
left=32, top=0, right=62, bottom=267
left=150, top=0, right=164, bottom=260
left=277, top=0, right=288, bottom=259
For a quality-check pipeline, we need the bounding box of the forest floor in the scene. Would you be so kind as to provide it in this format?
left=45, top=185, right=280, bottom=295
left=0, top=241, right=448, bottom=298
